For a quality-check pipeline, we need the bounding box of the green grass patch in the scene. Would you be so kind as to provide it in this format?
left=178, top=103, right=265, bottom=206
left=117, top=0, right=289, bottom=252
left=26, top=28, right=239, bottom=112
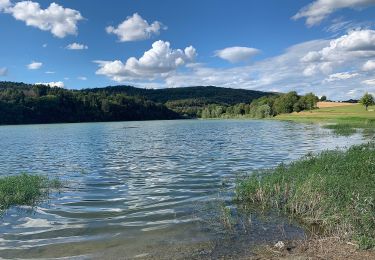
left=236, top=143, right=375, bottom=249
left=275, top=104, right=375, bottom=127
left=275, top=104, right=375, bottom=137
left=0, top=173, right=62, bottom=213
left=323, top=124, right=358, bottom=136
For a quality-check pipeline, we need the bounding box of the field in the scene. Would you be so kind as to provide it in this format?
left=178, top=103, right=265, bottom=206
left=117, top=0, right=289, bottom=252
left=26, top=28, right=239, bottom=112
left=276, top=103, right=375, bottom=127
left=317, top=101, right=357, bottom=108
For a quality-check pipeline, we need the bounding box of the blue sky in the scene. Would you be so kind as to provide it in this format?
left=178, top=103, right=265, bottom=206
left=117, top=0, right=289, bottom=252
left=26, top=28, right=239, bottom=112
left=1, top=0, right=375, bottom=99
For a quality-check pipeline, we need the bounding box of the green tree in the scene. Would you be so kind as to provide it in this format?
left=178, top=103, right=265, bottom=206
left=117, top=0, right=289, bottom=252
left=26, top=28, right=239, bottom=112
left=302, top=93, right=319, bottom=111
left=256, top=104, right=271, bottom=118
left=273, top=91, right=299, bottom=114
left=320, top=95, right=327, bottom=101
left=360, top=93, right=374, bottom=111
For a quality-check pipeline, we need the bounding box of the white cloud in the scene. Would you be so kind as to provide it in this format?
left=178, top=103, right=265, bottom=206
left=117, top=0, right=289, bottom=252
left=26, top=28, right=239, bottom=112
left=27, top=61, right=42, bottom=70
left=95, top=40, right=196, bottom=82
left=362, top=79, right=375, bottom=86
left=45, top=71, right=55, bottom=74
left=164, top=40, right=327, bottom=90
left=161, top=37, right=375, bottom=100
left=301, top=29, right=375, bottom=76
left=97, top=30, right=375, bottom=100
left=6, top=1, right=83, bottom=38
left=66, top=43, right=88, bottom=50
left=35, top=81, right=64, bottom=88
left=363, top=60, right=375, bottom=71
left=214, top=46, right=260, bottom=63
left=293, top=0, right=375, bottom=26
left=0, top=0, right=10, bottom=11
left=106, top=13, right=166, bottom=42
left=324, top=72, right=359, bottom=82
left=0, top=67, right=7, bottom=76
left=324, top=18, right=374, bottom=35
left=78, top=76, right=87, bottom=80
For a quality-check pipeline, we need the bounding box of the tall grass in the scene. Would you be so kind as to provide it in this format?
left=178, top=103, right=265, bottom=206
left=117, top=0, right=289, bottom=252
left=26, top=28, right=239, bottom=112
left=0, top=173, right=61, bottom=213
left=323, top=124, right=358, bottom=136
left=236, top=143, right=375, bottom=249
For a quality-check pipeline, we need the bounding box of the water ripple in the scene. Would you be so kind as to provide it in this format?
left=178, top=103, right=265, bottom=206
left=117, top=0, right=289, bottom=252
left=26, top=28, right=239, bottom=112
left=0, top=120, right=366, bottom=258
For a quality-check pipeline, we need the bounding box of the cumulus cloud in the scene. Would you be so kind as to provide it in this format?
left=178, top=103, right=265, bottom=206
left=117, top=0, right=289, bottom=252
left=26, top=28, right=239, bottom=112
left=106, top=13, right=166, bottom=42
left=324, top=72, right=359, bottom=82
left=214, top=46, right=260, bottom=63
left=301, top=29, right=375, bottom=76
left=0, top=0, right=10, bottom=11
left=162, top=36, right=375, bottom=100
left=5, top=1, right=83, bottom=38
left=293, top=0, right=375, bottom=26
left=35, top=81, right=64, bottom=88
left=95, top=40, right=196, bottom=82
left=0, top=67, right=8, bottom=76
left=164, top=40, right=328, bottom=90
left=66, top=43, right=88, bottom=50
left=97, top=30, right=375, bottom=100
left=27, top=61, right=42, bottom=70
left=363, top=60, right=375, bottom=71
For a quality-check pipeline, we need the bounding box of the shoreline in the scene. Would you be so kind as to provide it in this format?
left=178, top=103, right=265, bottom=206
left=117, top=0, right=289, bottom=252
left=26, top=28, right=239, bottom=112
left=236, top=142, right=375, bottom=259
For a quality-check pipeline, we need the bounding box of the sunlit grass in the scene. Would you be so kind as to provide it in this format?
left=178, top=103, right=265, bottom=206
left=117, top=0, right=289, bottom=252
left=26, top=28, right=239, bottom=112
left=275, top=104, right=375, bottom=136
left=276, top=104, right=375, bottom=123
left=236, top=143, right=375, bottom=249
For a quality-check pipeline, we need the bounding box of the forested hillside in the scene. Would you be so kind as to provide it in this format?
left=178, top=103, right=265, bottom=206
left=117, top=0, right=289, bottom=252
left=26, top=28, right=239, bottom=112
left=0, top=82, right=273, bottom=124
left=86, top=85, right=276, bottom=117
left=0, top=82, right=180, bottom=125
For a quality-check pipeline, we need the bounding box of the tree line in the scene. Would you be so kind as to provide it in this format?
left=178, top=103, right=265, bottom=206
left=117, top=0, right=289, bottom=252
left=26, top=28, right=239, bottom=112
left=3, top=81, right=370, bottom=125
left=201, top=91, right=319, bottom=119
left=0, top=82, right=180, bottom=125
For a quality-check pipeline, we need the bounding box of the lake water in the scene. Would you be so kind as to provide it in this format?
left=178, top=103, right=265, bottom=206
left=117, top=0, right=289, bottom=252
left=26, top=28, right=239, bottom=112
left=0, top=120, right=366, bottom=259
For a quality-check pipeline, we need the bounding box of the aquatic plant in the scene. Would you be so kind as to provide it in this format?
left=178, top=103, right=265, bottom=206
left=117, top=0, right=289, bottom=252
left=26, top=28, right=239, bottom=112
left=0, top=173, right=62, bottom=213
left=236, top=143, right=375, bottom=249
left=323, top=124, right=357, bottom=136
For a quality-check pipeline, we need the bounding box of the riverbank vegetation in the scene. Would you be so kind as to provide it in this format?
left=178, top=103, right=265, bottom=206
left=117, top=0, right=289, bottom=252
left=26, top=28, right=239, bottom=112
left=200, top=91, right=319, bottom=119
left=0, top=174, right=61, bottom=213
left=236, top=143, right=375, bottom=249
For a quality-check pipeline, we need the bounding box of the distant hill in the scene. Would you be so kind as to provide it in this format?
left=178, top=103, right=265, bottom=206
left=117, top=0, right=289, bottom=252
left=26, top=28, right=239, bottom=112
left=85, top=85, right=276, bottom=117
left=0, top=81, right=275, bottom=125
left=86, top=85, right=275, bottom=105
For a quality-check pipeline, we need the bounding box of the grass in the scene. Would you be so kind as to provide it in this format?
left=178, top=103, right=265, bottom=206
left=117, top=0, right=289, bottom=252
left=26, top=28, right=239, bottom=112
left=0, top=173, right=62, bottom=213
left=236, top=143, right=375, bottom=249
left=276, top=104, right=375, bottom=124
left=323, top=124, right=359, bottom=136
left=275, top=104, right=375, bottom=136
left=276, top=104, right=375, bottom=123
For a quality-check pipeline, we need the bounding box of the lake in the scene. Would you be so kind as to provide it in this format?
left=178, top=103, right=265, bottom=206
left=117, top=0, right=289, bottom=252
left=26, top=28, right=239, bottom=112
left=0, top=120, right=366, bottom=259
